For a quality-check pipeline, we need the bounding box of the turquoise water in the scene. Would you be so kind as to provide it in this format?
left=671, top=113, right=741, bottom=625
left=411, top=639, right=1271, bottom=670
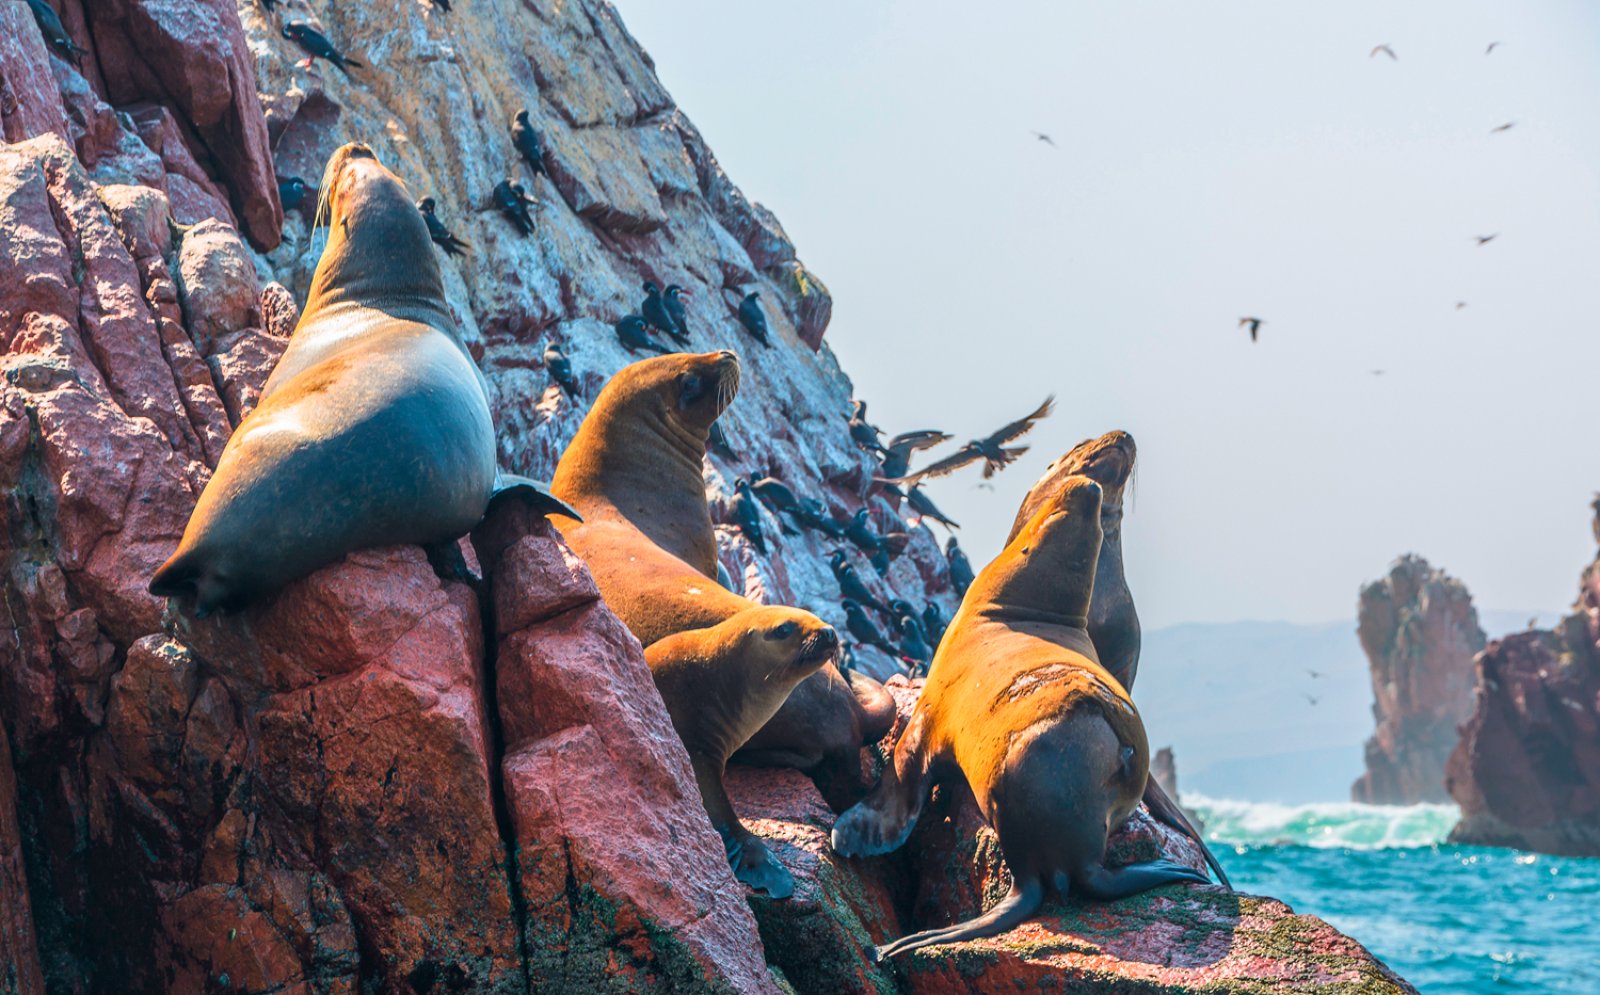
left=1188, top=796, right=1600, bottom=994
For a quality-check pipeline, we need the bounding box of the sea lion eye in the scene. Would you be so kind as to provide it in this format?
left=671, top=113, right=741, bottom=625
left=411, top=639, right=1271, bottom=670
left=768, top=621, right=797, bottom=640
left=678, top=372, right=704, bottom=405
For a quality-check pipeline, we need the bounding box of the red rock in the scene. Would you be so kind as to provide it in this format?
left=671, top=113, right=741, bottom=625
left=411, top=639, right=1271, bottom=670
left=82, top=0, right=282, bottom=247
left=474, top=508, right=781, bottom=994
left=0, top=5, right=71, bottom=146
left=1353, top=555, right=1484, bottom=804
left=0, top=714, right=46, bottom=995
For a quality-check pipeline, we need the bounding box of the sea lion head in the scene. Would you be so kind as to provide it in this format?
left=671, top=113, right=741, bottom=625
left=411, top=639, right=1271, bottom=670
left=739, top=605, right=840, bottom=679
left=979, top=475, right=1103, bottom=623
left=597, top=350, right=741, bottom=453
left=306, top=142, right=446, bottom=321
left=1008, top=430, right=1135, bottom=545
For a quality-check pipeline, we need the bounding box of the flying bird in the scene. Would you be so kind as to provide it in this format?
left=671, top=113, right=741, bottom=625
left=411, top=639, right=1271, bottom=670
left=894, top=397, right=1055, bottom=484
left=1490, top=122, right=1515, bottom=133
left=1485, top=41, right=1501, bottom=55
left=1370, top=369, right=1385, bottom=377
left=1370, top=44, right=1397, bottom=61
left=1455, top=301, right=1468, bottom=310
left=416, top=197, right=469, bottom=257
left=1306, top=669, right=1325, bottom=680
left=1474, top=233, right=1498, bottom=246
left=1031, top=131, right=1057, bottom=148
left=282, top=22, right=363, bottom=75
left=1239, top=316, right=1263, bottom=342
left=878, top=429, right=951, bottom=483
left=1302, top=693, right=1320, bottom=707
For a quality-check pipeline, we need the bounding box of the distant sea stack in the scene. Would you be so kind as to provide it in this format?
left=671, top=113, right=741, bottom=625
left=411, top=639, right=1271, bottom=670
left=1446, top=499, right=1600, bottom=856
left=1352, top=555, right=1484, bottom=805
left=1151, top=745, right=1205, bottom=832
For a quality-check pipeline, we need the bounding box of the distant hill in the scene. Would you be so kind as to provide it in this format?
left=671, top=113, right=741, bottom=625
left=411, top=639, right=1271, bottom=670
left=1136, top=611, right=1561, bottom=804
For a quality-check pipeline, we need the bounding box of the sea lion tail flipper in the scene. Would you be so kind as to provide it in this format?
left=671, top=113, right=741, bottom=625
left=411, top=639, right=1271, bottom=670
left=1143, top=779, right=1232, bottom=890
left=490, top=472, right=583, bottom=522
left=872, top=879, right=1044, bottom=961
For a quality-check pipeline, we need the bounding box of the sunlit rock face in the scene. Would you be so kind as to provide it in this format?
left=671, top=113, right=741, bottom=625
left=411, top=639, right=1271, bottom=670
left=1352, top=555, right=1484, bottom=805
left=1447, top=501, right=1600, bottom=857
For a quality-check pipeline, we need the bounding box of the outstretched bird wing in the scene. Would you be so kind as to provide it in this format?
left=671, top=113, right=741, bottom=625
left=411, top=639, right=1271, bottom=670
left=979, top=396, right=1055, bottom=447
left=886, top=430, right=952, bottom=456
left=895, top=443, right=984, bottom=483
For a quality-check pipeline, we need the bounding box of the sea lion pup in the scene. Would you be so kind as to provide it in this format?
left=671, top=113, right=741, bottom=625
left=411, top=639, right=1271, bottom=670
left=832, top=477, right=1207, bottom=959
left=1006, top=432, right=1230, bottom=888
left=149, top=144, right=574, bottom=616
left=549, top=354, right=896, bottom=796
left=647, top=607, right=840, bottom=897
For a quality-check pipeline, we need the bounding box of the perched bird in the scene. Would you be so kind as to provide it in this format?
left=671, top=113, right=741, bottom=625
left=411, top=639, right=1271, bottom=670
left=945, top=536, right=974, bottom=597
left=614, top=315, right=672, bottom=355
left=888, top=598, right=918, bottom=620
left=642, top=281, right=687, bottom=344
left=921, top=602, right=948, bottom=648
left=842, top=600, right=895, bottom=655
left=730, top=478, right=768, bottom=555
left=848, top=400, right=887, bottom=455
left=1474, top=233, right=1498, bottom=246
left=1490, top=122, right=1515, bottom=133
left=259, top=0, right=276, bottom=11
left=282, top=23, right=363, bottom=75
left=880, top=531, right=912, bottom=561
left=26, top=0, right=87, bottom=67
left=1370, top=44, right=1397, bottom=60
left=707, top=419, right=737, bottom=461
left=1031, top=131, right=1057, bottom=148
left=869, top=548, right=891, bottom=577
left=1485, top=41, right=1501, bottom=55
left=277, top=176, right=312, bottom=212
left=664, top=284, right=693, bottom=343
left=830, top=551, right=887, bottom=613
left=895, top=612, right=934, bottom=670
left=793, top=497, right=844, bottom=539
left=511, top=109, right=546, bottom=178
left=493, top=179, right=537, bottom=235
left=750, top=471, right=800, bottom=514
left=416, top=197, right=469, bottom=257
left=543, top=343, right=578, bottom=396
left=844, top=509, right=882, bottom=556
left=737, top=291, right=772, bottom=347
left=895, top=397, right=1055, bottom=484
left=906, top=484, right=959, bottom=530
left=1239, top=316, right=1263, bottom=342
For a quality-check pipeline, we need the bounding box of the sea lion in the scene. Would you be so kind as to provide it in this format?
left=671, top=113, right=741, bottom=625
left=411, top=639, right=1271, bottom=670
left=832, top=476, right=1207, bottom=959
left=149, top=143, right=573, bottom=616
left=1006, top=431, right=1230, bottom=887
left=549, top=353, right=895, bottom=799
left=647, top=607, right=840, bottom=897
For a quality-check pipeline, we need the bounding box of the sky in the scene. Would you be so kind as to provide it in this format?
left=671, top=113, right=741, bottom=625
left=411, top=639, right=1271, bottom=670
left=622, top=0, right=1600, bottom=629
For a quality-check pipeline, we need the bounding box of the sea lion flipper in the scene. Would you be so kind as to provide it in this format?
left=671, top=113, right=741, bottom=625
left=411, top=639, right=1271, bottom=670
left=1141, top=779, right=1232, bottom=890
left=490, top=471, right=583, bottom=522
left=1073, top=857, right=1208, bottom=901
left=720, top=827, right=795, bottom=899
left=874, top=879, right=1045, bottom=961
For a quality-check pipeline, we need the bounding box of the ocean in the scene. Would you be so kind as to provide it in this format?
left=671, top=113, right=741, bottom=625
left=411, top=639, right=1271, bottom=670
left=1189, top=796, right=1600, bottom=994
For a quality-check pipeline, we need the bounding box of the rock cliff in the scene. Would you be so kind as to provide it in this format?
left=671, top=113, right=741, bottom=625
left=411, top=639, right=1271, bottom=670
left=1446, top=500, right=1600, bottom=856
left=1351, top=555, right=1484, bottom=805
left=1, top=0, right=1417, bottom=990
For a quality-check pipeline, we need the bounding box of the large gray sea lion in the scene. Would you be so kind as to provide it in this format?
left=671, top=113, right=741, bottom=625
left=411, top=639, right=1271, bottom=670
left=832, top=476, right=1208, bottom=959
left=150, top=143, right=572, bottom=616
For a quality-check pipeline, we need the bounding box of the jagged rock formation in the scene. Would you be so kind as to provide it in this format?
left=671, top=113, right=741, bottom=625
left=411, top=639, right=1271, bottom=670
left=1351, top=555, right=1485, bottom=804
left=1151, top=745, right=1204, bottom=832
left=1, top=0, right=1419, bottom=990
left=1446, top=500, right=1600, bottom=856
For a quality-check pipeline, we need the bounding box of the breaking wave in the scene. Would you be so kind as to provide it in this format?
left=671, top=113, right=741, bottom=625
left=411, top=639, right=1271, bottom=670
left=1185, top=793, right=1458, bottom=850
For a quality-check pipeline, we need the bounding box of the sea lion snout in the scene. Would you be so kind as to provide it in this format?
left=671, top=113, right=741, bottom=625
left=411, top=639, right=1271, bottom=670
left=799, top=625, right=839, bottom=665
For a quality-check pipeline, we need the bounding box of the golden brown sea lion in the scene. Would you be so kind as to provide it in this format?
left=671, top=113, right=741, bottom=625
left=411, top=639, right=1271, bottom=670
left=149, top=144, right=572, bottom=616
left=832, top=476, right=1206, bottom=959
left=549, top=354, right=895, bottom=796
left=646, top=607, right=840, bottom=897
left=1007, top=431, right=1230, bottom=888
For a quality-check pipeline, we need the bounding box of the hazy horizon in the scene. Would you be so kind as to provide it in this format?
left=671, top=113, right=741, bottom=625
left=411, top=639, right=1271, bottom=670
left=621, top=1, right=1599, bottom=629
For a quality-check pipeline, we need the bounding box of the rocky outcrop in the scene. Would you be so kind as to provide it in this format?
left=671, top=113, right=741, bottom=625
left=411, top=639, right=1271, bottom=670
left=729, top=678, right=1418, bottom=995
left=1352, top=555, right=1485, bottom=804
left=2, top=0, right=1419, bottom=989
left=1446, top=501, right=1600, bottom=856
